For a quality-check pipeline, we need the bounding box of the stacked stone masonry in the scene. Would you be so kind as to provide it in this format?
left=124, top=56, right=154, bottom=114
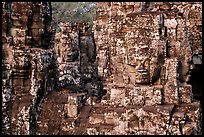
left=2, top=2, right=57, bottom=135
left=2, top=2, right=101, bottom=135
left=2, top=2, right=202, bottom=135
left=89, top=2, right=202, bottom=135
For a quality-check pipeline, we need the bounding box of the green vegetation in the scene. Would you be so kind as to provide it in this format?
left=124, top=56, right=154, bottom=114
left=51, top=2, right=96, bottom=26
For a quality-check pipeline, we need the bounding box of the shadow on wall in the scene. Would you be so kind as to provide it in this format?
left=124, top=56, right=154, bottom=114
left=188, top=65, right=203, bottom=101
left=52, top=22, right=105, bottom=101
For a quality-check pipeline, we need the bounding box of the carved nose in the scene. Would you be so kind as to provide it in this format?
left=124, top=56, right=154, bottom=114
left=138, top=61, right=145, bottom=70
left=137, top=61, right=148, bottom=74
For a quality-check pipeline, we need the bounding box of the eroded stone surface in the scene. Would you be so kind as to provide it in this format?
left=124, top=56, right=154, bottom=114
left=2, top=2, right=202, bottom=135
left=88, top=2, right=202, bottom=135
left=2, top=2, right=56, bottom=135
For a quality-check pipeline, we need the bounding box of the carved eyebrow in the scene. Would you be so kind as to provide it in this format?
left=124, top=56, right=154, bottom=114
left=136, top=56, right=149, bottom=60
left=135, top=57, right=149, bottom=66
left=141, top=58, right=149, bottom=64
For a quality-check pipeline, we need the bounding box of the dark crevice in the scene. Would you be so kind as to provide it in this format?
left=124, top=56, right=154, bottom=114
left=175, top=16, right=178, bottom=41
left=166, top=105, right=177, bottom=135
left=187, top=65, right=203, bottom=101
left=5, top=2, right=12, bottom=37
left=165, top=40, right=170, bottom=58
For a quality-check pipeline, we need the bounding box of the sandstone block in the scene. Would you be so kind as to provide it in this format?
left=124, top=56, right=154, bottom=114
left=89, top=114, right=105, bottom=125
left=64, top=93, right=86, bottom=118
left=179, top=84, right=193, bottom=103
left=110, top=88, right=126, bottom=105
left=182, top=122, right=197, bottom=135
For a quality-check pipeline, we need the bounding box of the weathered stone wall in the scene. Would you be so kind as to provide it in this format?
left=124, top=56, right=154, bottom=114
left=150, top=2, right=202, bottom=56
left=54, top=22, right=103, bottom=98
left=2, top=2, right=102, bottom=135
left=54, top=22, right=81, bottom=87
left=36, top=22, right=104, bottom=135
left=87, top=2, right=202, bottom=135
left=36, top=88, right=87, bottom=135
left=2, top=2, right=202, bottom=135
left=2, top=2, right=58, bottom=135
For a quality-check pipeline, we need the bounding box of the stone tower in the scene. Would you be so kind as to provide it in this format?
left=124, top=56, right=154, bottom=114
left=87, top=2, right=202, bottom=135
left=2, top=2, right=202, bottom=135
left=2, top=2, right=57, bottom=135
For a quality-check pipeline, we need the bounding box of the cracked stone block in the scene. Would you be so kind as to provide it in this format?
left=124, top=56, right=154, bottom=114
left=89, top=114, right=105, bottom=125
left=104, top=113, right=115, bottom=125
left=179, top=84, right=193, bottom=103
left=64, top=93, right=86, bottom=118
left=168, top=111, right=186, bottom=135
left=113, top=120, right=128, bottom=135
left=86, top=128, right=99, bottom=135
left=182, top=122, right=197, bottom=135
left=128, top=87, right=145, bottom=106
left=145, top=85, right=163, bottom=105
left=110, top=88, right=126, bottom=106
left=164, top=82, right=179, bottom=104
left=178, top=101, right=201, bottom=123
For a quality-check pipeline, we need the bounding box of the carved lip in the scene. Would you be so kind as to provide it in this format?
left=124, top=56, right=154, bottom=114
left=137, top=69, right=148, bottom=74
left=135, top=77, right=150, bottom=84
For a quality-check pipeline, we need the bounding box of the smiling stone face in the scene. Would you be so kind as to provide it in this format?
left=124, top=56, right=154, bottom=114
left=94, top=10, right=165, bottom=85
left=126, top=45, right=159, bottom=85
left=124, top=13, right=162, bottom=85
left=134, top=56, right=150, bottom=84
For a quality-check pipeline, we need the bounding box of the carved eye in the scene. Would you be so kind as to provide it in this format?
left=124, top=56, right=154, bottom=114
left=135, top=59, right=141, bottom=67
left=144, top=59, right=149, bottom=67
left=140, top=47, right=149, bottom=55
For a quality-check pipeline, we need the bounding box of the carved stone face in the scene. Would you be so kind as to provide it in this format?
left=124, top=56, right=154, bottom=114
left=95, top=12, right=164, bottom=85
left=127, top=45, right=151, bottom=84
left=126, top=47, right=161, bottom=85
left=123, top=12, right=164, bottom=85
left=134, top=56, right=150, bottom=84
left=126, top=36, right=161, bottom=85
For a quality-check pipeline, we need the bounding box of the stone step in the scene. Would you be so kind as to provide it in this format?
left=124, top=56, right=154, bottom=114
left=13, top=65, right=30, bottom=70
left=13, top=70, right=30, bottom=76
left=78, top=105, right=92, bottom=119
left=73, top=118, right=89, bottom=135
left=87, top=123, right=115, bottom=130
left=100, top=85, right=163, bottom=106
left=42, top=89, right=87, bottom=118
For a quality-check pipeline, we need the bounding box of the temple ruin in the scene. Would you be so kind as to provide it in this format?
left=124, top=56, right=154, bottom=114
left=2, top=2, right=202, bottom=135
